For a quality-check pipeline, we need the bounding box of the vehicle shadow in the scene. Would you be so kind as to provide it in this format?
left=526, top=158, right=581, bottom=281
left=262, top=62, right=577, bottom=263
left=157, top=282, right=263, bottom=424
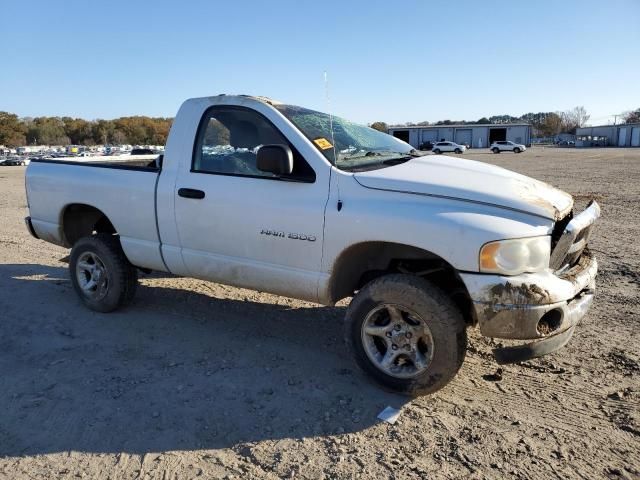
left=0, top=264, right=407, bottom=457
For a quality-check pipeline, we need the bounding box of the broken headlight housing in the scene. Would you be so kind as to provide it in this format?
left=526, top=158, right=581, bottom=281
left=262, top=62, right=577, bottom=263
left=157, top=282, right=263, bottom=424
left=479, top=236, right=551, bottom=275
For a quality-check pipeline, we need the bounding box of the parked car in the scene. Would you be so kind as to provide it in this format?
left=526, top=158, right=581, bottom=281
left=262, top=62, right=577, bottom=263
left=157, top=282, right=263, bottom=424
left=1, top=156, right=26, bottom=166
left=24, top=95, right=600, bottom=396
left=131, top=148, right=156, bottom=155
left=490, top=141, right=526, bottom=153
left=432, top=141, right=466, bottom=154
left=418, top=141, right=434, bottom=151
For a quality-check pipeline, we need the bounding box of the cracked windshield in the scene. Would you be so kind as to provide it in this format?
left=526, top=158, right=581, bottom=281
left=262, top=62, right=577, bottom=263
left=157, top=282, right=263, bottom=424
left=276, top=104, right=420, bottom=171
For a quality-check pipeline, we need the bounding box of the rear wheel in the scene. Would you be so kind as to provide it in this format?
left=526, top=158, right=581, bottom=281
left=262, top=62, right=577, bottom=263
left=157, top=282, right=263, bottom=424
left=344, top=274, right=467, bottom=396
left=492, top=147, right=500, bottom=153
left=69, top=234, right=138, bottom=312
left=433, top=149, right=441, bottom=154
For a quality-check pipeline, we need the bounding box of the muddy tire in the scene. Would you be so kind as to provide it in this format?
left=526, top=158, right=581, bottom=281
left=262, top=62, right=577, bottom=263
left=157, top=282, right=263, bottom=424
left=433, top=149, right=441, bottom=154
left=344, top=274, right=467, bottom=396
left=492, top=147, right=500, bottom=153
left=514, top=147, right=521, bottom=153
left=69, top=234, right=138, bottom=313
left=454, top=148, right=462, bottom=154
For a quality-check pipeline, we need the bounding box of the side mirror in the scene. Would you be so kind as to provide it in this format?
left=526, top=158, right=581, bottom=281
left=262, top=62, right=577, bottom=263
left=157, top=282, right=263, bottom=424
left=257, top=144, right=293, bottom=176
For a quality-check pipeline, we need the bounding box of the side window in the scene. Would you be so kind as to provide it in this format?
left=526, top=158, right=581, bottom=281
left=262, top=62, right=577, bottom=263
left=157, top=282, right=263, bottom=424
left=193, top=107, right=315, bottom=181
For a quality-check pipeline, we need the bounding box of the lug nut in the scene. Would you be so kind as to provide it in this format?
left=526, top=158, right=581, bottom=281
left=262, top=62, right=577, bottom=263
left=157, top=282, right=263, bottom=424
left=404, top=344, right=411, bottom=351
left=394, top=324, right=402, bottom=331
left=391, top=344, right=398, bottom=350
left=405, top=332, right=412, bottom=338
left=385, top=332, right=392, bottom=338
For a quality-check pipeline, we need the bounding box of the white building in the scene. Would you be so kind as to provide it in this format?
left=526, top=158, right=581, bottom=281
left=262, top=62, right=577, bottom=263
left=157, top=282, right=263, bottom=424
left=575, top=123, right=640, bottom=147
left=388, top=123, right=532, bottom=149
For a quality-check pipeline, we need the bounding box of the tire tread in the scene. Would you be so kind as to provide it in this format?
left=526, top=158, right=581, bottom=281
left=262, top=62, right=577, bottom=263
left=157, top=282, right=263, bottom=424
left=69, top=234, right=138, bottom=312
left=344, top=274, right=467, bottom=396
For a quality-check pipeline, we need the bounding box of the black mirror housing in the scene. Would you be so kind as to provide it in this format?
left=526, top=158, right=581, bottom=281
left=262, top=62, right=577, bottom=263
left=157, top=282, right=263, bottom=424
left=257, top=144, right=293, bottom=176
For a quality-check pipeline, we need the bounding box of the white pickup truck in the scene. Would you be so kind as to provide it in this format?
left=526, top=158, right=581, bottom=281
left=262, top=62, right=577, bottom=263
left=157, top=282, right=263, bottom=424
left=25, top=95, right=600, bottom=395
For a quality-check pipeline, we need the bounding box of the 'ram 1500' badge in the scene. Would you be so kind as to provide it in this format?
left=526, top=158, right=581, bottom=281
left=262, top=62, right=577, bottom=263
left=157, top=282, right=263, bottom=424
left=260, top=229, right=316, bottom=242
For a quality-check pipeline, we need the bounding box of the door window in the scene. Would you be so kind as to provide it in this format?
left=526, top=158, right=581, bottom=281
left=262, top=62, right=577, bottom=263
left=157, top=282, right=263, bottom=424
left=193, top=107, right=315, bottom=181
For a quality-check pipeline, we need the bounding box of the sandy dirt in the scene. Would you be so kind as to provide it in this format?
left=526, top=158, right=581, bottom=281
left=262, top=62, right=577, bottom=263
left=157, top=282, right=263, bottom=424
left=0, top=147, right=638, bottom=479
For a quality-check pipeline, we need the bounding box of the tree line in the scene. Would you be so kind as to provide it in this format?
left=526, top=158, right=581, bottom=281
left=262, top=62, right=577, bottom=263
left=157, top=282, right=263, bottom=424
left=3, top=107, right=639, bottom=147
left=371, top=107, right=640, bottom=137
left=0, top=112, right=173, bottom=147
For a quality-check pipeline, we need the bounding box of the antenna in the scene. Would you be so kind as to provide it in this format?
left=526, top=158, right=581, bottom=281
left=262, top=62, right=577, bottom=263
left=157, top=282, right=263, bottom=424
left=324, top=71, right=342, bottom=209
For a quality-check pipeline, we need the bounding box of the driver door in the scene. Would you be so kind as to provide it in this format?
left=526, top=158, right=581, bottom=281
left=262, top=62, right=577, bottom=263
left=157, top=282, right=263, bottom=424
left=173, top=106, right=328, bottom=302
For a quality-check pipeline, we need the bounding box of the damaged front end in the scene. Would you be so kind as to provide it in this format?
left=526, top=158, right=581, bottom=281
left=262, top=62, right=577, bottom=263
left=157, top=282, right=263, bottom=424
left=461, top=201, right=600, bottom=364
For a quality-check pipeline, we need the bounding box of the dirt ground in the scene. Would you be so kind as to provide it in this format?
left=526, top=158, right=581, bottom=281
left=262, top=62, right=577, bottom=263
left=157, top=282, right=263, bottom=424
left=0, top=147, right=638, bottom=479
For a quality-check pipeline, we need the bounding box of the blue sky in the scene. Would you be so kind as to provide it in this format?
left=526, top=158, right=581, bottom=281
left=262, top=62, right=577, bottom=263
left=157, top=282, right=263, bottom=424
left=1, top=0, right=638, bottom=125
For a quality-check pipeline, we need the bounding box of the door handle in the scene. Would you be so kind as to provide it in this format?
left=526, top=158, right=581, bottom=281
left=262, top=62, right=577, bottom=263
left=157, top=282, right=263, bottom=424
left=178, top=188, right=205, bottom=199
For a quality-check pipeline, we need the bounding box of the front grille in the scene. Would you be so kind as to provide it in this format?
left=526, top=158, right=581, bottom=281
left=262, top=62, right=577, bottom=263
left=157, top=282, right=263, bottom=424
left=549, top=201, right=600, bottom=272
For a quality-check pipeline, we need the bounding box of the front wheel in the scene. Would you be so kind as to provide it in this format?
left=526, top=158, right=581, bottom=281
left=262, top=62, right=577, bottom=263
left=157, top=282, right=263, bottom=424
left=69, top=234, right=138, bottom=312
left=344, top=274, right=467, bottom=396
left=514, top=147, right=521, bottom=153
left=454, top=148, right=462, bottom=154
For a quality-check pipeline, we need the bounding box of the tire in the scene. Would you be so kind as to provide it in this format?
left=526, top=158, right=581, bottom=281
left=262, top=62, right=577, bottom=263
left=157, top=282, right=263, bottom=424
left=454, top=148, right=462, bottom=154
left=492, top=147, right=500, bottom=153
left=514, top=147, right=521, bottom=153
left=69, top=234, right=138, bottom=312
left=344, top=274, right=467, bottom=396
left=433, top=149, right=441, bottom=154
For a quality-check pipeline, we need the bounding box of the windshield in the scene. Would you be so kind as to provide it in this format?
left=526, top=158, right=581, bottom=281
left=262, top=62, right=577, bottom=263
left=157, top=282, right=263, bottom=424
left=275, top=104, right=416, bottom=171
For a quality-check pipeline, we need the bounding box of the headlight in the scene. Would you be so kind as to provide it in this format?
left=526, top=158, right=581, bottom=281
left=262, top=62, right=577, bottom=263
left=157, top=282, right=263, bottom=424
left=479, top=236, right=550, bottom=275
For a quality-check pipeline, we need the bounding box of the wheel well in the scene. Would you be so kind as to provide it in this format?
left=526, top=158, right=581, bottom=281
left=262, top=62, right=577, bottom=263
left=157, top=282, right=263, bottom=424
left=328, top=242, right=475, bottom=325
left=61, top=204, right=116, bottom=247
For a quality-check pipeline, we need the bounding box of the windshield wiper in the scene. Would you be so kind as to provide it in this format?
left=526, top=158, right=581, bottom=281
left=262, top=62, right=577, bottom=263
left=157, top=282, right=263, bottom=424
left=407, top=149, right=427, bottom=157
left=340, top=151, right=380, bottom=161
left=382, top=156, right=412, bottom=166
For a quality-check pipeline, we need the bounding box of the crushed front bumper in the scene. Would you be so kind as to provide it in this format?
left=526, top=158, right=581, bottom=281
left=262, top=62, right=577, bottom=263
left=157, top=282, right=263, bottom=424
left=460, top=252, right=597, bottom=364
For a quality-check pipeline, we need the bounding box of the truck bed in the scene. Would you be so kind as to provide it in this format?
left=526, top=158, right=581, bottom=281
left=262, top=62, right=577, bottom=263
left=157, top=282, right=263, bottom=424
left=26, top=157, right=164, bottom=271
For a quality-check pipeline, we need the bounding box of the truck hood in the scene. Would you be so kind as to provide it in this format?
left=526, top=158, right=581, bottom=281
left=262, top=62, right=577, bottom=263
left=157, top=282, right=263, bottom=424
left=353, top=155, right=573, bottom=220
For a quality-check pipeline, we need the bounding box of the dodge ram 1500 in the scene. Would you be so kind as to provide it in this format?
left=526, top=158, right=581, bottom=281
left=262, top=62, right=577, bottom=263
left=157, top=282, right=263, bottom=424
left=25, top=95, right=600, bottom=395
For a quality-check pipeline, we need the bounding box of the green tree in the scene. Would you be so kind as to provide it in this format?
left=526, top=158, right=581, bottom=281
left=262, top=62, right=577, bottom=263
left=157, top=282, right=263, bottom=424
left=369, top=121, right=389, bottom=132
left=0, top=111, right=176, bottom=147
left=0, top=112, right=27, bottom=146
left=25, top=117, right=70, bottom=145
left=63, top=118, right=93, bottom=145
left=92, top=119, right=115, bottom=145
left=623, top=108, right=640, bottom=124
left=488, top=114, right=519, bottom=124
left=539, top=112, right=563, bottom=137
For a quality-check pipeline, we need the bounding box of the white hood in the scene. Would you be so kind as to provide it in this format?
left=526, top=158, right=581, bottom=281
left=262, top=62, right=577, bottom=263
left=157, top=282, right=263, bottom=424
left=353, top=155, right=573, bottom=220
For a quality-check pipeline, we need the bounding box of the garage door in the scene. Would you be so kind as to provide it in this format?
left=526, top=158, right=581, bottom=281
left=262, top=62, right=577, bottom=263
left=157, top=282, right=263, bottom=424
left=392, top=130, right=410, bottom=143
left=421, top=130, right=438, bottom=143
left=631, top=127, right=640, bottom=147
left=489, top=128, right=507, bottom=144
left=618, top=128, right=627, bottom=146
left=455, top=129, right=472, bottom=146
